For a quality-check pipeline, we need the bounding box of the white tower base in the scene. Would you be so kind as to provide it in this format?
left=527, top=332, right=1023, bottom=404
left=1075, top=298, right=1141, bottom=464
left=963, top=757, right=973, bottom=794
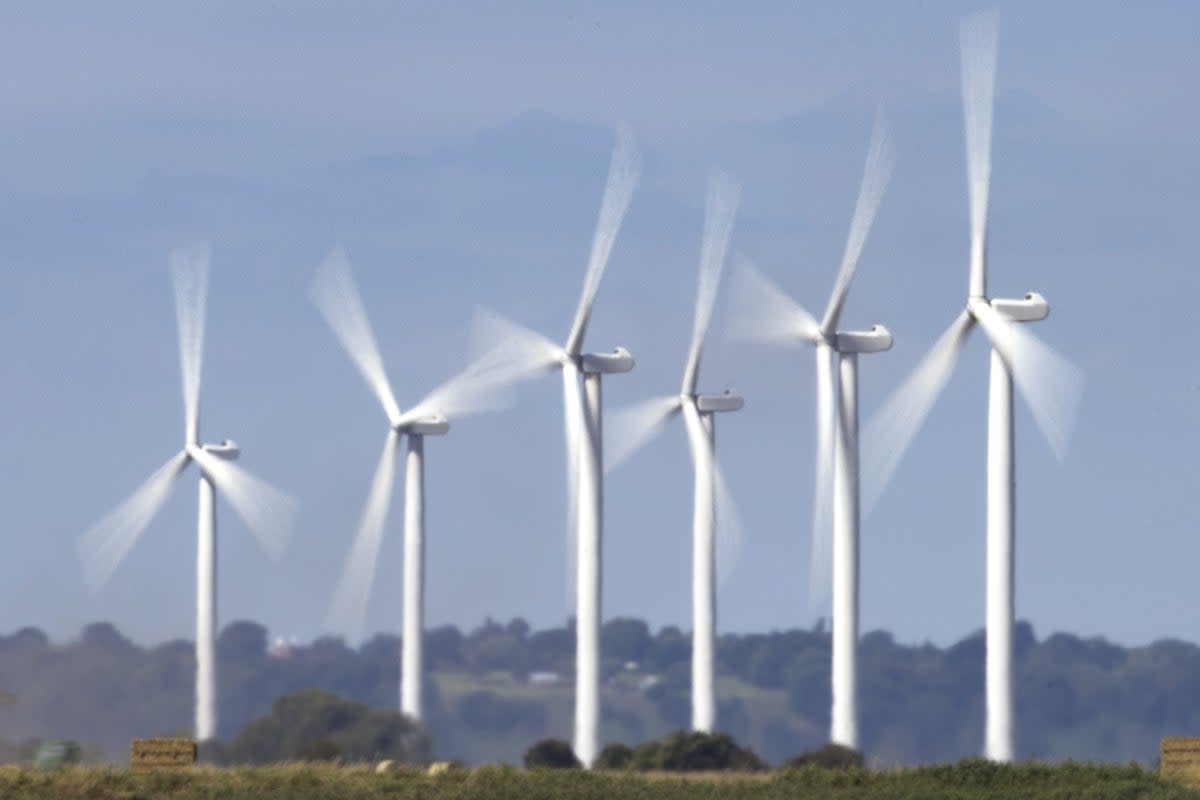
left=691, top=411, right=717, bottom=733
left=195, top=473, right=217, bottom=742
left=985, top=348, right=1015, bottom=762
left=831, top=353, right=860, bottom=749
left=401, top=434, right=426, bottom=720
left=574, top=372, right=604, bottom=767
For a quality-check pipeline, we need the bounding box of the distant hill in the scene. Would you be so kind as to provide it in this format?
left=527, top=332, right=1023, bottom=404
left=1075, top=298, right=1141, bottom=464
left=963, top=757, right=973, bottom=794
left=0, top=618, right=1191, bottom=766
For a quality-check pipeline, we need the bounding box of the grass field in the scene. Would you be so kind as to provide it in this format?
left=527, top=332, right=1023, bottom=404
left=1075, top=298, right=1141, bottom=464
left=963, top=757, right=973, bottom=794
left=0, top=761, right=1198, bottom=800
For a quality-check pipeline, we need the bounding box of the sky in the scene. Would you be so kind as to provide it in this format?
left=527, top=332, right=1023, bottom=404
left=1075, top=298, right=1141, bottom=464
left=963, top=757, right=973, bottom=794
left=0, top=1, right=1195, bottom=650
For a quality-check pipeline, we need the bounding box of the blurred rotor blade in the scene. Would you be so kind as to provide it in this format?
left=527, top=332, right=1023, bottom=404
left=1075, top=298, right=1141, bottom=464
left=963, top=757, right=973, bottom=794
left=79, top=451, right=191, bottom=591
left=310, top=247, right=403, bottom=425
left=171, top=246, right=210, bottom=445
left=820, top=110, right=896, bottom=334
left=862, top=311, right=975, bottom=512
left=681, top=402, right=745, bottom=586
left=564, top=126, right=642, bottom=355
left=325, top=430, right=400, bottom=642
left=398, top=348, right=533, bottom=427
left=561, top=362, right=586, bottom=605
left=961, top=11, right=999, bottom=297
left=713, top=455, right=745, bottom=587
left=469, top=307, right=562, bottom=376
left=189, top=449, right=296, bottom=561
left=971, top=304, right=1084, bottom=460
left=605, top=395, right=682, bottom=472
left=727, top=257, right=821, bottom=346
left=808, top=343, right=836, bottom=613
left=682, top=171, right=741, bottom=394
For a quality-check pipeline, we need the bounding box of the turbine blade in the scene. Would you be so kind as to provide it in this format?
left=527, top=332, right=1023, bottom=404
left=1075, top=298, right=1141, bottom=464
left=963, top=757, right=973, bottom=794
left=971, top=304, right=1084, bottom=460
left=808, top=344, right=836, bottom=612
left=171, top=246, right=210, bottom=445
left=820, top=110, right=895, bottom=334
left=469, top=307, right=562, bottom=376
left=564, top=126, right=642, bottom=355
left=862, top=311, right=975, bottom=512
left=79, top=450, right=191, bottom=591
left=561, top=362, right=585, bottom=604
left=605, top=395, right=682, bottom=472
left=682, top=170, right=741, bottom=394
left=961, top=11, right=999, bottom=297
left=310, top=247, right=403, bottom=425
left=188, top=448, right=296, bottom=561
left=398, top=351, right=527, bottom=427
left=713, top=455, right=745, bottom=587
left=326, top=430, right=401, bottom=642
left=681, top=403, right=744, bottom=586
left=726, top=257, right=821, bottom=347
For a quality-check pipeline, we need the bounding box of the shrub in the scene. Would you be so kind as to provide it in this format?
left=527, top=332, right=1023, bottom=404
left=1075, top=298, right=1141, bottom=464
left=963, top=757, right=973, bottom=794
left=523, top=738, right=582, bottom=769
left=785, top=742, right=865, bottom=770
left=595, top=742, right=633, bottom=769
left=631, top=730, right=766, bottom=772
left=293, top=738, right=341, bottom=761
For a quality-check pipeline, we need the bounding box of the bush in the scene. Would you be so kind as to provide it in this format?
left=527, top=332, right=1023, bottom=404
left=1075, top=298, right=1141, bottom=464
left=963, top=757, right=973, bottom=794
left=523, top=738, right=581, bottom=769
left=595, top=742, right=633, bottom=769
left=785, top=742, right=865, bottom=769
left=227, top=689, right=429, bottom=765
left=293, top=738, right=341, bottom=761
left=631, top=730, right=766, bottom=772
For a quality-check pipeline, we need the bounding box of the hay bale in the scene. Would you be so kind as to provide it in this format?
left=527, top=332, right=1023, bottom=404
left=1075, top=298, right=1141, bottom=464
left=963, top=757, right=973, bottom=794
left=427, top=761, right=463, bottom=776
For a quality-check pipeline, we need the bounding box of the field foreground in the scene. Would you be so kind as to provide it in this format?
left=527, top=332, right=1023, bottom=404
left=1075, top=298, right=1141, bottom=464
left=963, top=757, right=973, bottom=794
left=0, top=762, right=1197, bottom=800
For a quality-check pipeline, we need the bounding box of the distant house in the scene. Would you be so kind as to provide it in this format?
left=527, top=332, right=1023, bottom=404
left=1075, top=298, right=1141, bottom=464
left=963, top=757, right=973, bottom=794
left=268, top=635, right=298, bottom=659
left=527, top=671, right=563, bottom=686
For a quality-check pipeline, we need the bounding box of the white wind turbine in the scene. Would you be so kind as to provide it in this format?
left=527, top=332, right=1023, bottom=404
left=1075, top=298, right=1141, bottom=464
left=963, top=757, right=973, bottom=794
left=79, top=246, right=296, bottom=742
left=605, top=171, right=744, bottom=734
left=728, top=112, right=895, bottom=751
left=313, top=247, right=525, bottom=722
left=471, top=127, right=641, bottom=767
left=861, top=12, right=1083, bottom=762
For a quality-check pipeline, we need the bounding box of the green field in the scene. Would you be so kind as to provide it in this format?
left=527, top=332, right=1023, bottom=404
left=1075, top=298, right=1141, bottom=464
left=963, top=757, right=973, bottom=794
left=1, top=762, right=1198, bottom=800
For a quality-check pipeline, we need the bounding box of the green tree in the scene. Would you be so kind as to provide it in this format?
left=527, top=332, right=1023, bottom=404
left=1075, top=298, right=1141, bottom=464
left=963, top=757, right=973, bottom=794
left=523, top=738, right=581, bottom=769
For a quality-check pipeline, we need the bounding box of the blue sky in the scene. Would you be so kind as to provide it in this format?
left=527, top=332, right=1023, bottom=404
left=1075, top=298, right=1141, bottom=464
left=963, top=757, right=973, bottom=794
left=0, top=1, right=1195, bottom=649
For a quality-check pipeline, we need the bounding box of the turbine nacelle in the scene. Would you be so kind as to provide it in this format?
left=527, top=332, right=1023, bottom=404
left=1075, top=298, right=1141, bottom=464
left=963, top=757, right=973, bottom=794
left=579, top=347, right=635, bottom=375
left=200, top=440, right=240, bottom=461
left=395, top=415, right=450, bottom=437
left=834, top=325, right=893, bottom=354
left=986, top=292, right=1049, bottom=323
left=693, top=389, right=745, bottom=414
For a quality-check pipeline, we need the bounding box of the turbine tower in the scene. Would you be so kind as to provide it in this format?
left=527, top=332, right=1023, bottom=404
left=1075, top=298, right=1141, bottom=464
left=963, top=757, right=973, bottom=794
left=606, top=171, right=744, bottom=734
left=79, top=246, right=296, bottom=742
left=729, top=112, right=895, bottom=751
left=312, top=248, right=525, bottom=721
left=861, top=13, right=1083, bottom=762
left=472, top=128, right=641, bottom=766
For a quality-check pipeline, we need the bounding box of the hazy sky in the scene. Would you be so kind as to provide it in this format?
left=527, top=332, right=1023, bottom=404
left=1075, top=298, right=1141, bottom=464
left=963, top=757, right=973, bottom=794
left=0, top=2, right=1195, bottom=650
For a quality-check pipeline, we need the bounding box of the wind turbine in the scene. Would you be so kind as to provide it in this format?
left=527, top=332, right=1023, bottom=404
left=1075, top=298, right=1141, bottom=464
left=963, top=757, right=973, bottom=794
left=78, top=246, right=296, bottom=742
left=471, top=127, right=641, bottom=766
left=861, top=12, right=1083, bottom=762
left=312, top=247, right=524, bottom=722
left=605, top=171, right=744, bottom=734
left=728, top=111, right=895, bottom=751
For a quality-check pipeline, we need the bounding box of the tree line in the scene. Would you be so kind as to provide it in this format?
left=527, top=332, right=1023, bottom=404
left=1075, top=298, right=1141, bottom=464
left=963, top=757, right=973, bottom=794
left=0, top=617, right=1193, bottom=765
